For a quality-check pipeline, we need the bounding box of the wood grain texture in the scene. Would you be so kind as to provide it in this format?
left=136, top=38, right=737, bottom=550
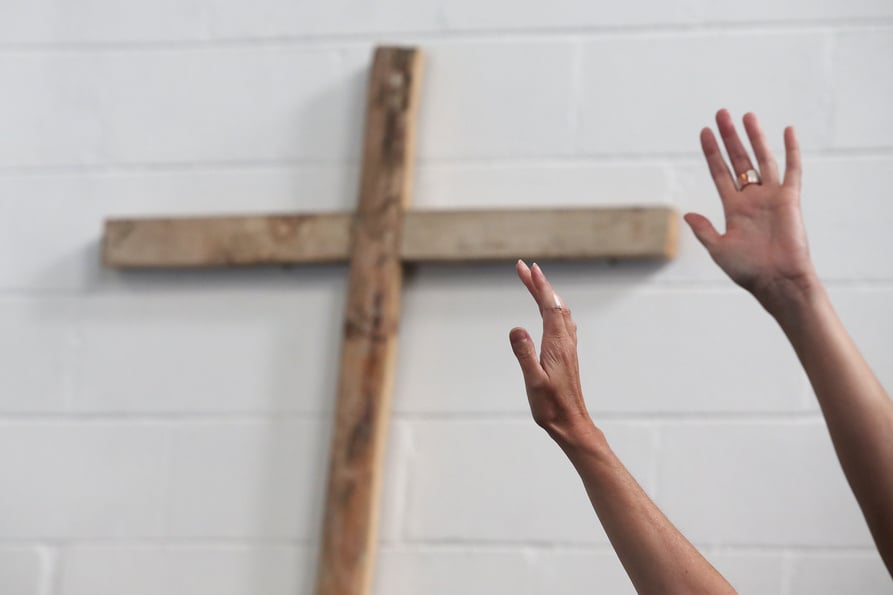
left=103, top=207, right=677, bottom=267
left=403, top=206, right=677, bottom=261
left=314, top=47, right=423, bottom=595
left=103, top=213, right=352, bottom=267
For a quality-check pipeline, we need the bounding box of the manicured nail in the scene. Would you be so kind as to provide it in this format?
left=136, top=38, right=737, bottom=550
left=553, top=292, right=563, bottom=309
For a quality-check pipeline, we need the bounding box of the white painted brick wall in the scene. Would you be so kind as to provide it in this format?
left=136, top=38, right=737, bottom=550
left=579, top=32, right=833, bottom=155
left=60, top=546, right=311, bottom=595
left=1, top=1, right=891, bottom=593
left=0, top=548, right=48, bottom=595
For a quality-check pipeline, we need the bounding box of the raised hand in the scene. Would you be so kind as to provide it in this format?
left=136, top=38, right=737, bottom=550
left=507, top=260, right=738, bottom=593
left=685, top=109, right=818, bottom=315
left=509, top=260, right=595, bottom=445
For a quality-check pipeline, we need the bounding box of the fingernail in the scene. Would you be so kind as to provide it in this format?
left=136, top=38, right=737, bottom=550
left=532, top=262, right=541, bottom=275
left=553, top=292, right=563, bottom=309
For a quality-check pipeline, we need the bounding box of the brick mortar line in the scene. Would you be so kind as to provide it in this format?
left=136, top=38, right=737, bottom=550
left=1, top=148, right=893, bottom=178
left=2, top=278, right=893, bottom=299
left=0, top=18, right=891, bottom=53
left=0, top=412, right=827, bottom=423
left=0, top=539, right=879, bottom=555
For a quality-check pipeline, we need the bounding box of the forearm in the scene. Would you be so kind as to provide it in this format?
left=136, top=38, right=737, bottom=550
left=769, top=281, right=893, bottom=570
left=554, top=425, right=736, bottom=595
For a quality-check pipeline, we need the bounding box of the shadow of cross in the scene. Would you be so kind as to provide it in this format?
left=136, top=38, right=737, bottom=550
left=101, top=46, right=678, bottom=595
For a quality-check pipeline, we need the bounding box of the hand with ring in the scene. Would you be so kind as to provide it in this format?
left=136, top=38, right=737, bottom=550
left=684, top=109, right=818, bottom=316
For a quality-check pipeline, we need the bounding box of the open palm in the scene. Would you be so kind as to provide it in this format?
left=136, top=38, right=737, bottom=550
left=685, top=110, right=817, bottom=310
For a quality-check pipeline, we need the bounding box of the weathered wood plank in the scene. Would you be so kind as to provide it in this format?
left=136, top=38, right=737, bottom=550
left=103, top=206, right=677, bottom=267
left=404, top=206, right=677, bottom=261
left=103, top=213, right=352, bottom=267
left=314, top=47, right=423, bottom=595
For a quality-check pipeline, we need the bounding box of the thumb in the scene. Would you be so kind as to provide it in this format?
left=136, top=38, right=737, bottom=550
left=684, top=212, right=721, bottom=251
left=509, top=327, right=547, bottom=389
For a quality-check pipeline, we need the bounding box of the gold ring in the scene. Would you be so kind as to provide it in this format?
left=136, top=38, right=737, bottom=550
left=738, top=169, right=762, bottom=189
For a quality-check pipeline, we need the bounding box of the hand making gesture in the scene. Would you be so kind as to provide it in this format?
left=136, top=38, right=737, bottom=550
left=684, top=109, right=817, bottom=315
left=686, top=110, right=893, bottom=577
left=509, top=260, right=736, bottom=594
left=509, top=261, right=593, bottom=446
left=509, top=110, right=893, bottom=592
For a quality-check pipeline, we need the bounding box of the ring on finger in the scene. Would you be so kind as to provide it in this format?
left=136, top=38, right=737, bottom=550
left=737, top=168, right=762, bottom=189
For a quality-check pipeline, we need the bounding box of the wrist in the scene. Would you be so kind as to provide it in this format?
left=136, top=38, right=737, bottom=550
left=754, top=271, right=825, bottom=323
left=547, top=418, right=610, bottom=461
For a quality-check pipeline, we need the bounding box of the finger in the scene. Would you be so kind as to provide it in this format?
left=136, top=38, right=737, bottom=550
left=530, top=263, right=571, bottom=337
left=684, top=212, right=721, bottom=252
left=700, top=127, right=737, bottom=199
left=716, top=109, right=756, bottom=185
left=515, top=260, right=541, bottom=314
left=509, top=327, right=548, bottom=389
left=782, top=126, right=802, bottom=193
left=742, top=112, right=779, bottom=184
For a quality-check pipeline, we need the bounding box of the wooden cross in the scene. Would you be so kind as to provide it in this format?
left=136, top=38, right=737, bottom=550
left=102, top=46, right=677, bottom=595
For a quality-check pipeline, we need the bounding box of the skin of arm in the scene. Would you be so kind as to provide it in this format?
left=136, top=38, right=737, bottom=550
left=685, top=109, right=893, bottom=576
left=509, top=260, right=736, bottom=594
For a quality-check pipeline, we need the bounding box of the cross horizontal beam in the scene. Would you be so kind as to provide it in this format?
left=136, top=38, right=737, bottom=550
left=103, top=206, right=677, bottom=268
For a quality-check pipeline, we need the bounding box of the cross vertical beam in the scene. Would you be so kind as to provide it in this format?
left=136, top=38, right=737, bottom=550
left=314, top=47, right=423, bottom=595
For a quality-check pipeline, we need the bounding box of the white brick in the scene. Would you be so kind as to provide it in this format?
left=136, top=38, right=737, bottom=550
left=442, top=0, right=698, bottom=30
left=0, top=54, right=105, bottom=167
left=395, top=275, right=808, bottom=414
left=0, top=185, right=101, bottom=290
left=0, top=0, right=443, bottom=43
left=697, top=0, right=893, bottom=22
left=805, top=157, right=893, bottom=281
left=0, top=48, right=366, bottom=167
left=404, top=420, right=655, bottom=542
left=832, top=29, right=893, bottom=149
left=166, top=419, right=410, bottom=541
left=72, top=287, right=343, bottom=413
left=0, top=547, right=47, bottom=595
left=0, top=423, right=168, bottom=539
left=394, top=270, right=539, bottom=414
left=580, top=33, right=831, bottom=155
left=377, top=547, right=784, bottom=594
left=206, top=0, right=442, bottom=39
left=416, top=41, right=576, bottom=159
left=379, top=422, right=416, bottom=543
left=60, top=546, right=311, bottom=595
left=414, top=161, right=673, bottom=209
left=0, top=168, right=355, bottom=290
left=377, top=547, right=637, bottom=595
left=444, top=0, right=893, bottom=30
left=789, top=552, right=891, bottom=595
left=97, top=48, right=367, bottom=165
left=166, top=420, right=328, bottom=538
left=657, top=421, right=874, bottom=546
left=571, top=288, right=808, bottom=414
left=0, top=298, right=73, bottom=412
left=0, top=0, right=206, bottom=43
